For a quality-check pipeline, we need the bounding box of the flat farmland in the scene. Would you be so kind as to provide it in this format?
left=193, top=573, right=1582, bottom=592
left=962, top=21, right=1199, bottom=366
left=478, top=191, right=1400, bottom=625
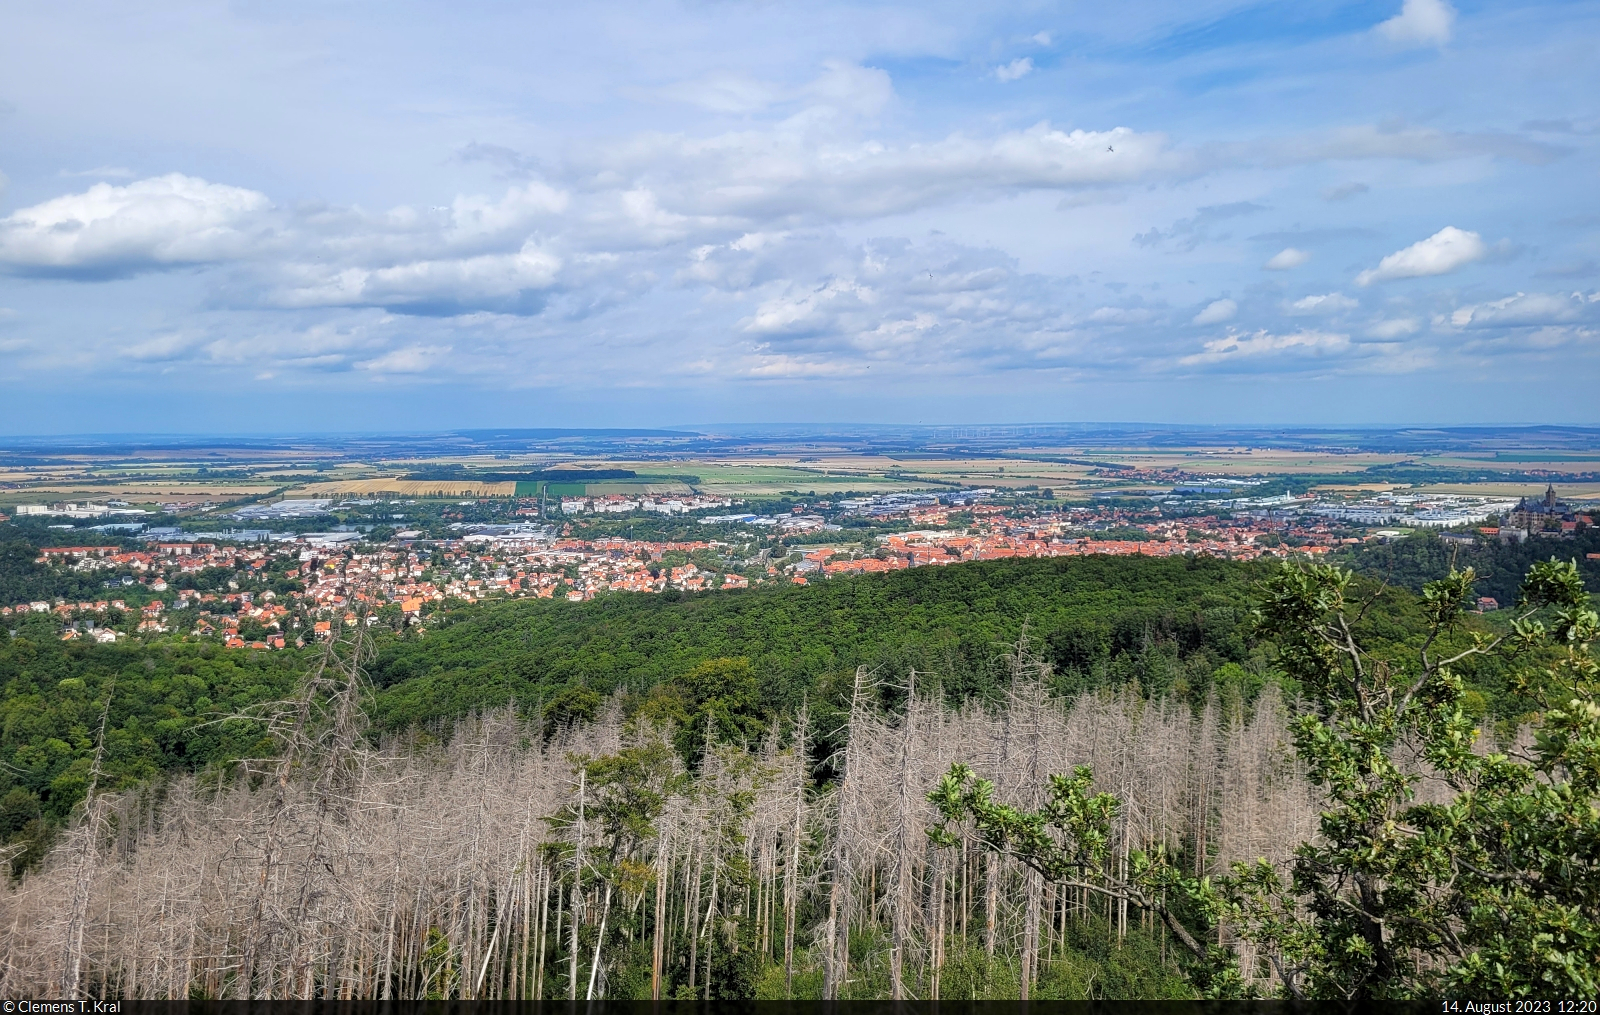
left=289, top=479, right=518, bottom=498
left=0, top=483, right=282, bottom=506
left=1049, top=449, right=1408, bottom=474
left=668, top=461, right=933, bottom=496
left=1414, top=454, right=1600, bottom=471
left=1411, top=482, right=1600, bottom=501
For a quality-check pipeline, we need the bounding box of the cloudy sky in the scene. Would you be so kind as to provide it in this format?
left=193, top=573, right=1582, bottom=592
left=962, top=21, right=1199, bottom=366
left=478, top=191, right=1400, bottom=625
left=0, top=0, right=1596, bottom=432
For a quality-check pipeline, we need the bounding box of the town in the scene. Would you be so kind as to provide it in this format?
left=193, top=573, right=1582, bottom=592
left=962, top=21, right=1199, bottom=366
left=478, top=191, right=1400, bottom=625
left=7, top=481, right=1593, bottom=650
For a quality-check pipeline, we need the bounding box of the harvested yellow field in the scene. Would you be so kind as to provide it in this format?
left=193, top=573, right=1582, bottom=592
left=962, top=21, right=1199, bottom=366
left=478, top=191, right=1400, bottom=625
left=292, top=479, right=517, bottom=498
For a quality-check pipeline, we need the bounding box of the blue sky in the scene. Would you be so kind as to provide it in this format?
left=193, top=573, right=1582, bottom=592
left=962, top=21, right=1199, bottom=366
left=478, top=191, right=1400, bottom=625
left=0, top=0, right=1596, bottom=432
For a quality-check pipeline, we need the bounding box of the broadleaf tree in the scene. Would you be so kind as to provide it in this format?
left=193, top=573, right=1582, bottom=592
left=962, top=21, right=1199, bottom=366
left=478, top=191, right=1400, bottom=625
left=932, top=557, right=1599, bottom=999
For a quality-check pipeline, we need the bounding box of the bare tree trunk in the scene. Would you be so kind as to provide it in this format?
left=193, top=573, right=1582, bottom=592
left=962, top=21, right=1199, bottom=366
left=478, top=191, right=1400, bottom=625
left=823, top=666, right=870, bottom=1001
left=929, top=850, right=944, bottom=1000
left=585, top=881, right=611, bottom=1000
left=784, top=705, right=808, bottom=998
left=1021, top=868, right=1041, bottom=999
left=652, top=839, right=667, bottom=1000
left=889, top=671, right=917, bottom=1001
left=702, top=865, right=718, bottom=1002
left=62, top=674, right=116, bottom=998
left=984, top=853, right=998, bottom=959
left=568, top=767, right=585, bottom=1000
left=535, top=865, right=551, bottom=999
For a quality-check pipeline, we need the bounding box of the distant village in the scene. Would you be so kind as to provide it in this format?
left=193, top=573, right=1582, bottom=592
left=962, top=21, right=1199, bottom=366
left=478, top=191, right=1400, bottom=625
left=5, top=481, right=1594, bottom=650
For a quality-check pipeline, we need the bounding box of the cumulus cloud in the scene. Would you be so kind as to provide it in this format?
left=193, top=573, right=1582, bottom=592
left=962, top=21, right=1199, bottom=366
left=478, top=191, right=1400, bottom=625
left=1356, top=226, right=1485, bottom=285
left=1288, top=292, right=1358, bottom=314
left=587, top=121, right=1169, bottom=227
left=995, top=58, right=1034, bottom=82
left=1192, top=298, right=1237, bottom=325
left=274, top=242, right=562, bottom=315
left=1449, top=291, right=1597, bottom=328
left=0, top=174, right=271, bottom=276
left=1264, top=248, right=1310, bottom=270
left=1377, top=0, right=1456, bottom=47
left=743, top=278, right=878, bottom=337
left=1182, top=329, right=1350, bottom=366
left=667, top=234, right=1127, bottom=380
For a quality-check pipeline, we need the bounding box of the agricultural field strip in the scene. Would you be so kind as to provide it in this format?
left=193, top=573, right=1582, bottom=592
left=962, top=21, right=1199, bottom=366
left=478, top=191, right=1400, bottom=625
left=10, top=443, right=1600, bottom=508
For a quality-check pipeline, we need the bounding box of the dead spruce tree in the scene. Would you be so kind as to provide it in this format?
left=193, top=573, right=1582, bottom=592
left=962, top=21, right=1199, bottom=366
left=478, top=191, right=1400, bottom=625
left=1, top=631, right=1354, bottom=999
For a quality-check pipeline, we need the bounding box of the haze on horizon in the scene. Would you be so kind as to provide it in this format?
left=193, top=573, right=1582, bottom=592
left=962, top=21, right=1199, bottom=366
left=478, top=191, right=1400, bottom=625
left=0, top=0, right=1596, bottom=433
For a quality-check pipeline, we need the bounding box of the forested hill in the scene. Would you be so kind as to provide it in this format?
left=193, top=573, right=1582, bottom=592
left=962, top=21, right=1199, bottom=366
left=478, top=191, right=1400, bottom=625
left=1339, top=528, right=1600, bottom=606
left=2, top=555, right=1262, bottom=840
left=368, top=554, right=1262, bottom=727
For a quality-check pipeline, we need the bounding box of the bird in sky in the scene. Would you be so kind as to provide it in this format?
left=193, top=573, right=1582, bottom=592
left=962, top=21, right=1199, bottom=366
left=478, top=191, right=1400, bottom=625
left=1106, top=145, right=1115, bottom=153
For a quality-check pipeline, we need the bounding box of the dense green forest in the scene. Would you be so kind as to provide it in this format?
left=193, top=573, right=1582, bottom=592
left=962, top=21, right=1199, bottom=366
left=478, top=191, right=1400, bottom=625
left=1338, top=527, right=1600, bottom=606
left=2, top=550, right=1535, bottom=881
left=368, top=555, right=1263, bottom=725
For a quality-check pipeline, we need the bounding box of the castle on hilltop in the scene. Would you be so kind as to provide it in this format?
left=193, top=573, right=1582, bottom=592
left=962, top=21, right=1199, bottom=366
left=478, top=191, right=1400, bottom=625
left=1508, top=484, right=1589, bottom=538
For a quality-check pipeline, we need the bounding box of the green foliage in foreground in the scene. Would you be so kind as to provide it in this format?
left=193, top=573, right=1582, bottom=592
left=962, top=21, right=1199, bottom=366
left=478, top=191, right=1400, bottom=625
left=1236, top=557, right=1600, bottom=998
left=744, top=922, right=1192, bottom=1000
left=934, top=556, right=1600, bottom=999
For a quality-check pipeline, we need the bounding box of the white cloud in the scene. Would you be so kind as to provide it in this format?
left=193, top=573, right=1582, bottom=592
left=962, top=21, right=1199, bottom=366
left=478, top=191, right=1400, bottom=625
left=1182, top=329, right=1350, bottom=365
left=358, top=344, right=453, bottom=374
left=275, top=241, right=561, bottom=313
left=1377, top=0, right=1456, bottom=48
left=1264, top=248, right=1311, bottom=270
left=1192, top=298, right=1237, bottom=325
left=653, top=61, right=892, bottom=119
left=587, top=121, right=1167, bottom=227
left=1288, top=292, right=1358, bottom=315
left=1368, top=317, right=1421, bottom=338
left=1449, top=291, right=1597, bottom=328
left=58, top=166, right=136, bottom=179
left=1356, top=226, right=1485, bottom=285
left=995, top=58, right=1034, bottom=83
left=0, top=174, right=271, bottom=274
left=743, top=353, right=868, bottom=378
left=803, top=61, right=894, bottom=117
left=743, top=278, right=877, bottom=336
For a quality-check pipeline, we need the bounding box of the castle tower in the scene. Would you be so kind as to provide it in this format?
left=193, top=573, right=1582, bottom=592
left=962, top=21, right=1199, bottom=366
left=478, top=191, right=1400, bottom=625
left=1546, top=484, right=1557, bottom=509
